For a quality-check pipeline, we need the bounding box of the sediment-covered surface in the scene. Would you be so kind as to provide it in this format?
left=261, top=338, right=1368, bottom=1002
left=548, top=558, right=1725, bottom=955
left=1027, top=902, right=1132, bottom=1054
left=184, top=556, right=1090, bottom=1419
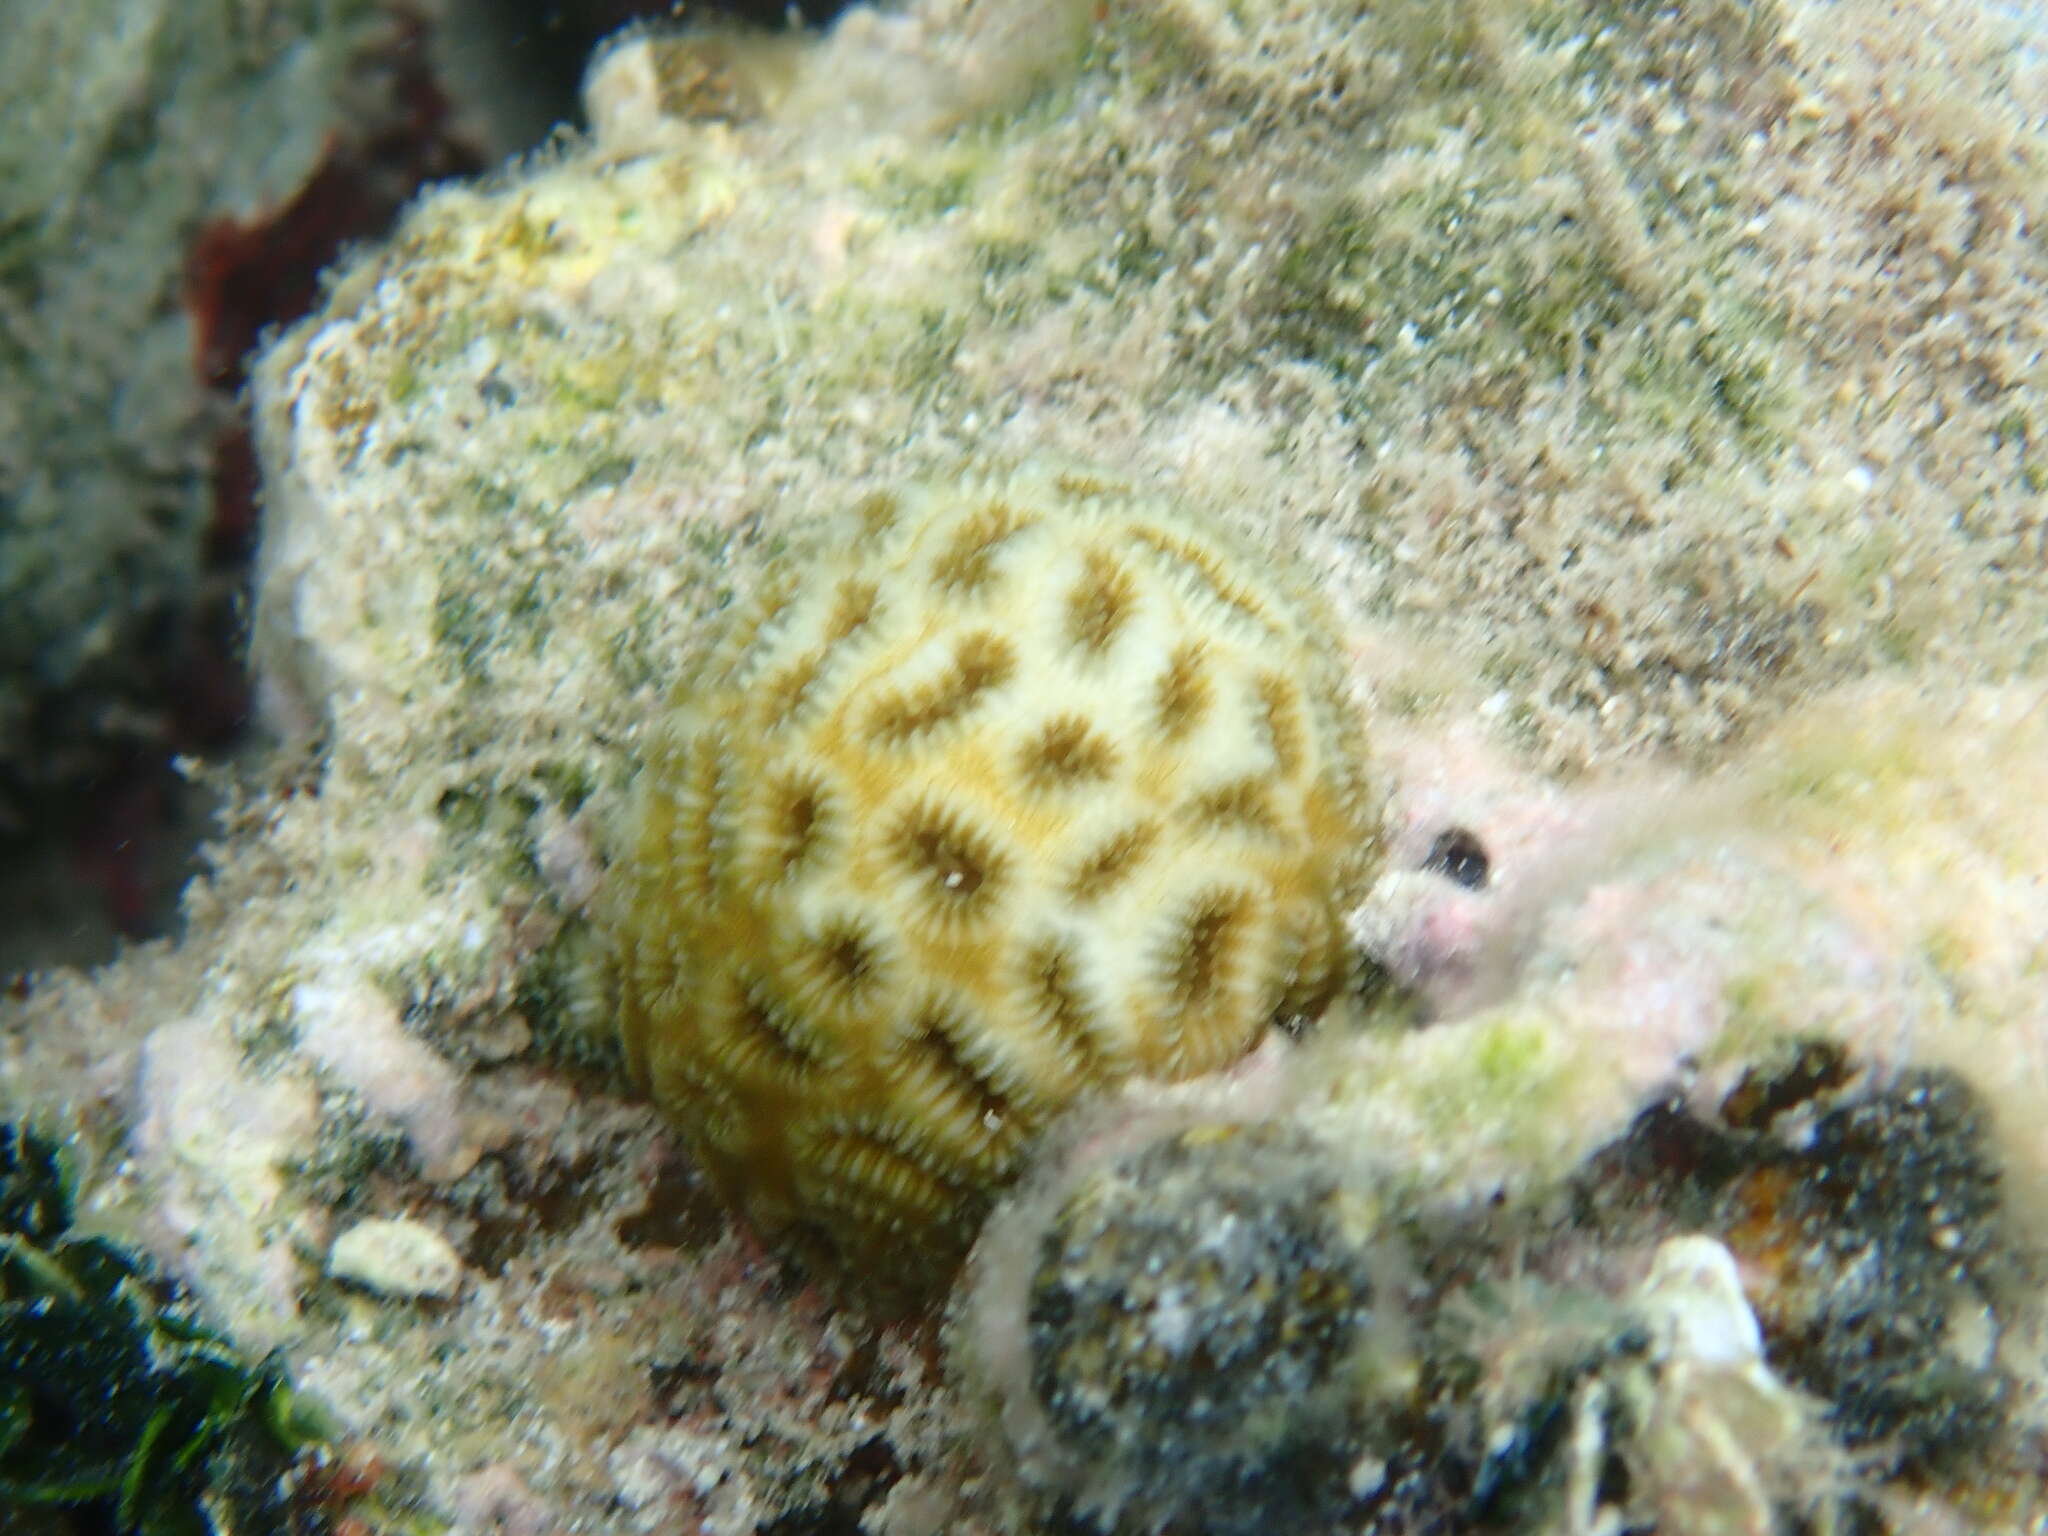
left=5, top=1, right=2047, bottom=1530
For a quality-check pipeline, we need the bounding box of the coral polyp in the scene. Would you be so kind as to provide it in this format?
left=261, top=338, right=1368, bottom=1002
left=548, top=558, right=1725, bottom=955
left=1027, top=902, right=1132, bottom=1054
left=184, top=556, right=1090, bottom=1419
left=602, top=468, right=1378, bottom=1296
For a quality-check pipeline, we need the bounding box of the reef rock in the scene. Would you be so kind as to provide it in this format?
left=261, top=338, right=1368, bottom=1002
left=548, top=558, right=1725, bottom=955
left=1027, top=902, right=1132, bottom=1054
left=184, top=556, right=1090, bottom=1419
left=5, top=0, right=2048, bottom=1532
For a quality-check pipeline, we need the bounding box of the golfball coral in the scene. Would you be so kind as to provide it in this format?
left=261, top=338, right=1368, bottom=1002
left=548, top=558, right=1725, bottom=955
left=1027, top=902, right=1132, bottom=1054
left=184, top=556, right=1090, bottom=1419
left=603, top=467, right=1378, bottom=1293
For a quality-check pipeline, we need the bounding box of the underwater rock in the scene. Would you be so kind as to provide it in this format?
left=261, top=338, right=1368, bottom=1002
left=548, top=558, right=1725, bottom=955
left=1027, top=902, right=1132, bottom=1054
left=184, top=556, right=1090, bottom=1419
left=1015, top=1122, right=1386, bottom=1536
left=955, top=1042, right=2032, bottom=1535
left=0, top=0, right=473, bottom=969
left=1571, top=1044, right=2019, bottom=1491
left=328, top=1217, right=466, bottom=1301
left=3, top=0, right=2048, bottom=1531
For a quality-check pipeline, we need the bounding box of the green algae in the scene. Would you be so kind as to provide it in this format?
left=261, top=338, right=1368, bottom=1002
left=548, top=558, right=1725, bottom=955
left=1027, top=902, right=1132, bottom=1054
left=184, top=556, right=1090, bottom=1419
left=0, top=1125, right=333, bottom=1535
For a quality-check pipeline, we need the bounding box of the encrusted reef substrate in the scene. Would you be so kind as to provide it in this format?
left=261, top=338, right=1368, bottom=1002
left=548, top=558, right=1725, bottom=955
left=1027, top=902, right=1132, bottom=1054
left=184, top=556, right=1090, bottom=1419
left=2, top=0, right=2048, bottom=1532
left=944, top=676, right=2048, bottom=1535
left=953, top=1036, right=2042, bottom=1535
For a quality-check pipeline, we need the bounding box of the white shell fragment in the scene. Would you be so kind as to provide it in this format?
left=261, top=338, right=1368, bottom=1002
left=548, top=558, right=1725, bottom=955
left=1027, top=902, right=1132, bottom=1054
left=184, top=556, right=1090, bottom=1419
left=328, top=1217, right=465, bottom=1300
left=1638, top=1234, right=1766, bottom=1368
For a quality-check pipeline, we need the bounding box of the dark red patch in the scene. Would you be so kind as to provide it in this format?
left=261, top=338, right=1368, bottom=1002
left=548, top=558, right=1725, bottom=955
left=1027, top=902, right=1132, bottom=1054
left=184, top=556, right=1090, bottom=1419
left=185, top=14, right=483, bottom=395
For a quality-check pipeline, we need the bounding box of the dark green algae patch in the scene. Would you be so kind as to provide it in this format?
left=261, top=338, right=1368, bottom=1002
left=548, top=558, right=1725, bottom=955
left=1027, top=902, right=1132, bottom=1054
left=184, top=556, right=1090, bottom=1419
left=0, top=1125, right=334, bottom=1536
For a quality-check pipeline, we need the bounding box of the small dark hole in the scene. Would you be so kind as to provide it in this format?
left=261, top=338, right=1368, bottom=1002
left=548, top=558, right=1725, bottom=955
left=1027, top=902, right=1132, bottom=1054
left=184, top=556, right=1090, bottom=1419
left=1422, top=827, right=1489, bottom=890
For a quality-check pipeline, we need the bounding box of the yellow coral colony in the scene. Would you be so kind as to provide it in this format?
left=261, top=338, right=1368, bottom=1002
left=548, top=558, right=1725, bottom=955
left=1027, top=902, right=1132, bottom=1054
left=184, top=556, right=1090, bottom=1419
left=603, top=469, right=1379, bottom=1295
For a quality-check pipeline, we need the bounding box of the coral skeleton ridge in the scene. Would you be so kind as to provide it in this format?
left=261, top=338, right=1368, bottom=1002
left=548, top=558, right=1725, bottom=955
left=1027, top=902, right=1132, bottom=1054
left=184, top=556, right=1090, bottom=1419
left=602, top=468, right=1378, bottom=1291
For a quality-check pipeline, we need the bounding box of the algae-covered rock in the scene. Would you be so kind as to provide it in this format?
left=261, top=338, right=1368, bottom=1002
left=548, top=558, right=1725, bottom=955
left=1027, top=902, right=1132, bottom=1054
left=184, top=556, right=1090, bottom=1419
left=956, top=682, right=2048, bottom=1532
left=252, top=0, right=2048, bottom=783
left=4, top=0, right=2048, bottom=1531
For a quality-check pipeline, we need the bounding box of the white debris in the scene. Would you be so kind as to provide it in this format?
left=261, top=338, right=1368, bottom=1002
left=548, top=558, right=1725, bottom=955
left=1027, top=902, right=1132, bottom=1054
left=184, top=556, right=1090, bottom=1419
left=328, top=1217, right=464, bottom=1300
